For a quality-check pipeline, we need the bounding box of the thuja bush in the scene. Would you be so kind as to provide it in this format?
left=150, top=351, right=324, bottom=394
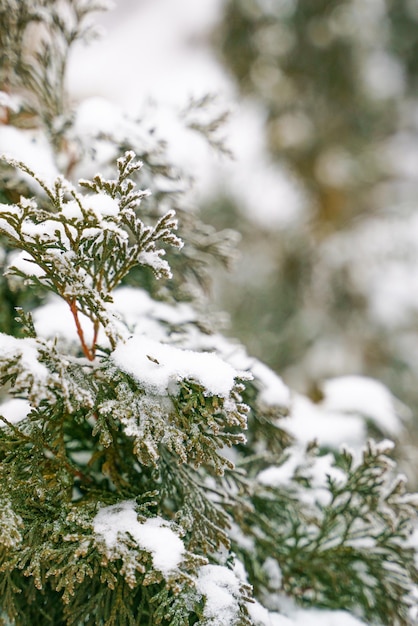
left=0, top=2, right=417, bottom=625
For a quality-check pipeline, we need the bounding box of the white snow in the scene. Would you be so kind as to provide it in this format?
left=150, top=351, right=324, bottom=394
left=83, top=192, right=120, bottom=217
left=112, top=286, right=196, bottom=330
left=288, top=609, right=367, bottom=626
left=257, top=446, right=346, bottom=507
left=257, top=446, right=305, bottom=487
left=111, top=335, right=239, bottom=397
left=62, top=200, right=83, bottom=220
left=195, top=564, right=242, bottom=626
left=0, top=90, right=20, bottom=112
left=217, top=102, right=307, bottom=229
left=252, top=359, right=291, bottom=409
left=8, top=250, right=46, bottom=278
left=262, top=557, right=283, bottom=590
left=31, top=287, right=197, bottom=352
left=18, top=217, right=76, bottom=250
left=370, top=438, right=395, bottom=454
left=0, top=398, right=31, bottom=426
left=61, top=192, right=121, bottom=220
left=93, top=500, right=184, bottom=577
left=0, top=499, right=23, bottom=548
left=0, top=127, right=58, bottom=188
left=74, top=96, right=128, bottom=137
left=0, top=208, right=20, bottom=240
left=302, top=453, right=347, bottom=506
left=247, top=597, right=368, bottom=626
left=68, top=0, right=230, bottom=110
left=287, top=394, right=367, bottom=450
left=0, top=333, right=49, bottom=382
left=321, top=376, right=402, bottom=436
left=136, top=250, right=171, bottom=278
left=228, top=520, right=255, bottom=552
left=284, top=378, right=402, bottom=453
left=247, top=601, right=292, bottom=625
left=321, top=212, right=418, bottom=331
left=346, top=536, right=376, bottom=550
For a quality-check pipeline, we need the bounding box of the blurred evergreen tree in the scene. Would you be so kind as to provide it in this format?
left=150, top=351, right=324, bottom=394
left=211, top=0, right=418, bottom=432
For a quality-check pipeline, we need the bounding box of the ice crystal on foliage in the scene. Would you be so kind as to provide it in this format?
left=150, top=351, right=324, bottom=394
left=0, top=499, right=23, bottom=548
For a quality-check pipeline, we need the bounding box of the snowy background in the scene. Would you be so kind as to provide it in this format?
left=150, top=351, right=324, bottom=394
left=67, top=0, right=305, bottom=230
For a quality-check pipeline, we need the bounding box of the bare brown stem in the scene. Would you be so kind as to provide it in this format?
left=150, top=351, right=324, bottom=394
left=68, top=300, right=94, bottom=361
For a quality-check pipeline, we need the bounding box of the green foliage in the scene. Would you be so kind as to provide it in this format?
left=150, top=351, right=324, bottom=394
left=0, top=152, right=181, bottom=355
left=0, top=150, right=254, bottom=624
left=232, top=440, right=418, bottom=625
left=0, top=1, right=418, bottom=625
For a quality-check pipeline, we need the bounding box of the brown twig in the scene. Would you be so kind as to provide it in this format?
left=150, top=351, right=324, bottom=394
left=68, top=300, right=95, bottom=361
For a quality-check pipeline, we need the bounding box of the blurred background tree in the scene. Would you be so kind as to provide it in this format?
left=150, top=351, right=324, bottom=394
left=206, top=0, right=418, bottom=447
